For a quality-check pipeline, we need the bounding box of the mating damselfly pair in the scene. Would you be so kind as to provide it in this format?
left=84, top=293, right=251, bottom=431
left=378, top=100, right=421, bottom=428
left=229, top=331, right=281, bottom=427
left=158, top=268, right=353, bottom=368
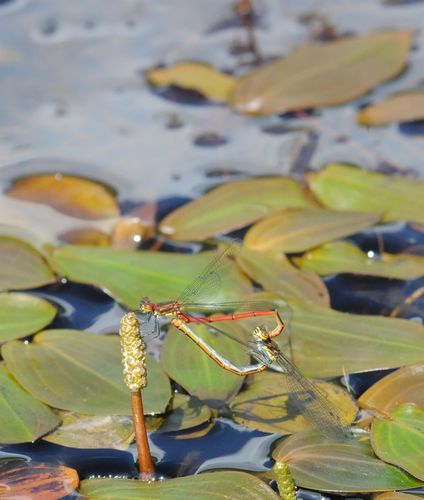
left=139, top=244, right=352, bottom=441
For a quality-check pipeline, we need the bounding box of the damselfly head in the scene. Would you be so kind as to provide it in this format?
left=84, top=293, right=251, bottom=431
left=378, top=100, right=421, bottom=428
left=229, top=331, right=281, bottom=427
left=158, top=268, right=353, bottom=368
left=253, top=325, right=269, bottom=342
left=139, top=297, right=153, bottom=314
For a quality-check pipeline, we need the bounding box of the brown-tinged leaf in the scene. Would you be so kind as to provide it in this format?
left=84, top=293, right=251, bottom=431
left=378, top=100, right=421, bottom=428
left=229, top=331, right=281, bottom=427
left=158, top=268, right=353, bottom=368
left=308, top=163, right=424, bottom=224
left=59, top=228, right=111, bottom=246
left=7, top=174, right=119, bottom=220
left=375, top=492, right=424, bottom=500
left=146, top=61, right=236, bottom=102
left=231, top=31, right=412, bottom=116
left=159, top=177, right=317, bottom=241
left=358, top=92, right=424, bottom=126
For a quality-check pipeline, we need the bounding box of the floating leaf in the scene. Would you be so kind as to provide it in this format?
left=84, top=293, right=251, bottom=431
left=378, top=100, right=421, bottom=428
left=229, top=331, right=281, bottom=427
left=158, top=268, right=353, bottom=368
left=7, top=174, right=119, bottom=220
left=159, top=177, right=317, bottom=241
left=359, top=364, right=424, bottom=413
left=308, top=163, right=424, bottom=224
left=0, top=366, right=59, bottom=444
left=358, top=92, right=424, bottom=126
left=146, top=62, right=236, bottom=102
left=0, top=236, right=56, bottom=291
left=80, top=470, right=279, bottom=499
left=372, top=403, right=424, bottom=480
left=273, top=431, right=423, bottom=492
left=230, top=370, right=356, bottom=435
left=43, top=411, right=134, bottom=450
left=161, top=324, right=249, bottom=406
left=288, top=303, right=424, bottom=377
left=231, top=31, right=412, bottom=115
left=50, top=246, right=251, bottom=309
left=294, top=241, right=424, bottom=279
left=59, top=228, right=111, bottom=246
left=0, top=460, right=79, bottom=500
left=2, top=330, right=171, bottom=415
left=0, top=293, right=56, bottom=343
left=375, top=492, right=423, bottom=500
left=244, top=208, right=380, bottom=253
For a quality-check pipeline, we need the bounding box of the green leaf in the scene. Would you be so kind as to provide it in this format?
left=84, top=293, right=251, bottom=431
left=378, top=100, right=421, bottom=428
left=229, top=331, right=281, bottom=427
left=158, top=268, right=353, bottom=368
left=308, top=163, right=424, bottom=224
left=43, top=411, right=134, bottom=450
left=159, top=177, right=317, bottom=241
left=0, top=366, right=59, bottom=444
left=161, top=324, right=250, bottom=406
left=0, top=293, right=56, bottom=342
left=231, top=31, right=412, bottom=116
left=288, top=303, right=424, bottom=377
left=50, top=246, right=251, bottom=309
left=244, top=208, right=380, bottom=253
left=358, top=91, right=424, bottom=126
left=293, top=241, right=424, bottom=279
left=273, top=431, right=423, bottom=492
left=80, top=471, right=279, bottom=499
left=1, top=330, right=171, bottom=415
left=372, top=403, right=424, bottom=480
left=375, top=492, right=424, bottom=500
left=146, top=61, right=236, bottom=102
left=237, top=248, right=330, bottom=306
left=0, top=236, right=56, bottom=291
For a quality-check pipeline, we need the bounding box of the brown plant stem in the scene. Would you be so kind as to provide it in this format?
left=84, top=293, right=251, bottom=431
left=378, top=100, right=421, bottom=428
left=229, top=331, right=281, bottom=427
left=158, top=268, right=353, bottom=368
left=131, top=390, right=154, bottom=479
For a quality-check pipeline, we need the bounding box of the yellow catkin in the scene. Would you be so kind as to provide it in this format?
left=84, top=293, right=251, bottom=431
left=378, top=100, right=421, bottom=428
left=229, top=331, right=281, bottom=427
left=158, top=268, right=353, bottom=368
left=273, top=462, right=296, bottom=500
left=119, top=312, right=147, bottom=392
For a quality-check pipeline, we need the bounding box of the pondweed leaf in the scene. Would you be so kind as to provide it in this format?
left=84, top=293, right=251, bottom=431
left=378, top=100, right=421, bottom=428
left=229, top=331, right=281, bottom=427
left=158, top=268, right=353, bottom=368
left=372, top=403, right=424, bottom=480
left=272, top=431, right=423, bottom=492
left=159, top=177, right=317, bottom=241
left=244, top=208, right=380, bottom=253
left=0, top=293, right=56, bottom=342
left=80, top=471, right=279, bottom=499
left=146, top=61, right=236, bottom=102
left=1, top=330, right=171, bottom=415
left=358, top=91, right=424, bottom=126
left=294, top=241, right=424, bottom=279
left=231, top=31, right=412, bottom=116
left=0, top=366, right=59, bottom=444
left=308, top=163, right=424, bottom=224
left=375, top=492, right=424, bottom=500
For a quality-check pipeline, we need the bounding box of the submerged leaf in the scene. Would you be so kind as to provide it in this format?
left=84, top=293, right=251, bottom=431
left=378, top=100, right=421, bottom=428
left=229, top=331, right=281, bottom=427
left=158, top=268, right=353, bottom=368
left=244, top=208, right=380, bottom=253
left=372, top=403, right=424, bottom=480
left=294, top=241, right=424, bottom=279
left=159, top=177, right=317, bottom=241
left=80, top=471, right=279, bottom=499
left=146, top=61, right=236, bottom=102
left=0, top=366, right=59, bottom=444
left=308, top=163, right=424, bottom=224
left=0, top=293, right=56, bottom=342
left=231, top=31, right=412, bottom=115
left=1, top=330, right=171, bottom=415
left=7, top=174, right=119, bottom=220
left=358, top=92, right=424, bottom=126
left=50, top=246, right=251, bottom=309
left=273, top=431, right=423, bottom=492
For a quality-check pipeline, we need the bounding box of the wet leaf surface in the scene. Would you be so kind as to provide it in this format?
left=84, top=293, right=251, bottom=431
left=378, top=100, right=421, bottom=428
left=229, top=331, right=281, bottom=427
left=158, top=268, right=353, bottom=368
left=237, top=247, right=330, bottom=306
left=50, top=246, right=251, bottom=309
left=288, top=303, right=424, bottom=377
left=0, top=292, right=56, bottom=342
left=244, top=208, right=380, bottom=253
left=231, top=31, right=412, bottom=115
left=146, top=61, right=236, bottom=102
left=230, top=370, right=356, bottom=435
left=43, top=411, right=134, bottom=450
left=80, top=470, right=279, bottom=499
left=7, top=174, right=120, bottom=220
left=0, top=460, right=79, bottom=500
left=0, top=236, right=56, bottom=291
left=358, top=92, right=424, bottom=126
left=1, top=330, right=171, bottom=415
left=294, top=240, right=424, bottom=279
left=162, top=324, right=249, bottom=406
left=359, top=364, right=424, bottom=413
left=308, top=164, right=424, bottom=224
left=0, top=366, right=59, bottom=444
left=159, top=177, right=317, bottom=241
left=272, top=431, right=423, bottom=492
left=372, top=403, right=424, bottom=481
